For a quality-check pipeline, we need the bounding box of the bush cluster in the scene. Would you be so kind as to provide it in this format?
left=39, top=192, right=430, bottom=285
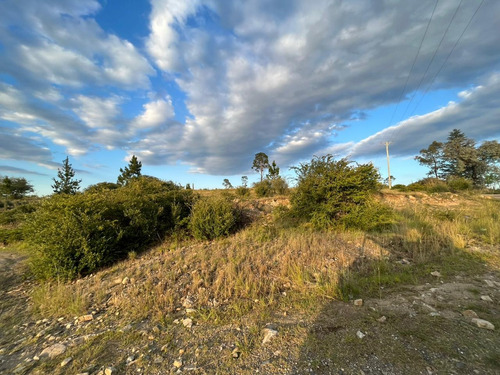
left=402, top=177, right=474, bottom=193
left=25, top=177, right=192, bottom=279
left=189, top=196, right=238, bottom=240
left=290, top=156, right=389, bottom=230
left=253, top=177, right=289, bottom=198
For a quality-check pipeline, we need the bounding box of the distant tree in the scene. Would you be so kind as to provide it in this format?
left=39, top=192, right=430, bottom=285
left=479, top=140, right=500, bottom=188
left=186, top=183, right=191, bottom=190
left=52, top=157, right=81, bottom=195
left=415, top=141, right=444, bottom=179
left=383, top=176, right=396, bottom=186
left=442, top=129, right=482, bottom=183
left=117, top=155, right=142, bottom=186
left=267, top=160, right=280, bottom=180
left=252, top=152, right=269, bottom=182
left=223, top=178, right=233, bottom=189
left=416, top=130, right=500, bottom=187
left=241, top=176, right=248, bottom=188
left=0, top=176, right=34, bottom=199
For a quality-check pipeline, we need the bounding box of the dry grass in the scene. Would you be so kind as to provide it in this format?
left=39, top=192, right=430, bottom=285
left=30, top=192, right=500, bottom=323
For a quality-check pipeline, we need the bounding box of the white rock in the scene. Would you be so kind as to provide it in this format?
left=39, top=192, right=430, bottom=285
left=354, top=299, right=363, bottom=306
left=356, top=331, right=366, bottom=339
left=105, top=367, right=116, bottom=375
left=481, top=295, right=493, bottom=302
left=173, top=359, right=183, bottom=368
left=430, top=271, right=441, bottom=277
left=471, top=318, right=495, bottom=330
left=40, top=343, right=67, bottom=359
left=232, top=347, right=241, bottom=358
left=60, top=357, right=72, bottom=367
left=182, top=296, right=194, bottom=308
left=182, top=318, right=193, bottom=328
left=377, top=316, right=387, bottom=323
left=262, top=328, right=278, bottom=344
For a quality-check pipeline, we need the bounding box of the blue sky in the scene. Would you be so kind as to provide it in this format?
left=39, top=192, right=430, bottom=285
left=1, top=0, right=499, bottom=195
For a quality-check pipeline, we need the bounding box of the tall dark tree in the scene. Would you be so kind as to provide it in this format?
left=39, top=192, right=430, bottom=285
left=267, top=160, right=280, bottom=180
left=252, top=152, right=269, bottom=182
left=117, top=155, right=142, bottom=186
left=415, top=141, right=444, bottom=179
left=416, top=130, right=500, bottom=187
left=0, top=176, right=34, bottom=199
left=52, top=157, right=81, bottom=194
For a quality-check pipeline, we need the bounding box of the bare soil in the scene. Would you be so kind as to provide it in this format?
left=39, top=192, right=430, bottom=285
left=1, top=247, right=499, bottom=375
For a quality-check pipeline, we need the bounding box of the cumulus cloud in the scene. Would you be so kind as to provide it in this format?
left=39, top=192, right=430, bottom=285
left=133, top=97, right=175, bottom=129
left=0, top=0, right=155, bottom=164
left=139, top=0, right=500, bottom=174
left=348, top=73, right=500, bottom=159
left=1, top=0, right=499, bottom=178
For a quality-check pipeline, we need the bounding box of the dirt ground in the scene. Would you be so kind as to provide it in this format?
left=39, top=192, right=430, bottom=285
left=1, top=247, right=499, bottom=375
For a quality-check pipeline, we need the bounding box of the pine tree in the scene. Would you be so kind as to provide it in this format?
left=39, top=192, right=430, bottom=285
left=117, top=155, right=142, bottom=186
left=414, top=141, right=444, bottom=179
left=252, top=152, right=269, bottom=182
left=267, top=160, right=280, bottom=180
left=52, top=157, right=81, bottom=194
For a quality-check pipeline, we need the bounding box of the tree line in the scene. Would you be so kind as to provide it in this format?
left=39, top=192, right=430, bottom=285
left=415, top=129, right=500, bottom=188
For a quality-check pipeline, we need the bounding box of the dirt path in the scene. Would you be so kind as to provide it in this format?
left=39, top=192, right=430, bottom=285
left=0, top=250, right=34, bottom=374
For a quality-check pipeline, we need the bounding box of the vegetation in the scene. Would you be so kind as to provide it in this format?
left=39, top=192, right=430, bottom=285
left=290, top=155, right=386, bottom=229
left=189, top=195, right=238, bottom=240
left=117, top=155, right=142, bottom=186
left=25, top=177, right=192, bottom=279
left=0, top=176, right=34, bottom=199
left=222, top=178, right=233, bottom=189
left=252, top=152, right=269, bottom=182
left=416, top=129, right=500, bottom=187
left=3, top=147, right=500, bottom=374
left=52, top=156, right=81, bottom=195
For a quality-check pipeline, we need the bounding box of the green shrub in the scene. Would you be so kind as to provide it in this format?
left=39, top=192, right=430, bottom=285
left=447, top=176, right=473, bottom=192
left=25, top=177, right=192, bottom=279
left=189, top=196, right=237, bottom=240
left=391, top=184, right=408, bottom=192
left=253, top=180, right=273, bottom=197
left=290, top=156, right=383, bottom=229
left=84, top=182, right=120, bottom=193
left=407, top=178, right=449, bottom=193
left=270, top=177, right=289, bottom=195
left=235, top=186, right=250, bottom=197
left=0, top=227, right=23, bottom=244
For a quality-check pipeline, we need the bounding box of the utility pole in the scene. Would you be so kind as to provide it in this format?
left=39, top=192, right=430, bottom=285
left=385, top=141, right=392, bottom=189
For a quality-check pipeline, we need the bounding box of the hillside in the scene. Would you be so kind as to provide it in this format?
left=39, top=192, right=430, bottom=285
left=0, top=192, right=499, bottom=374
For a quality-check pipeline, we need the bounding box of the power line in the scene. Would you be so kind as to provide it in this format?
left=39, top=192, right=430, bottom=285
left=394, top=0, right=464, bottom=130
left=386, top=0, right=439, bottom=135
left=408, top=0, right=485, bottom=118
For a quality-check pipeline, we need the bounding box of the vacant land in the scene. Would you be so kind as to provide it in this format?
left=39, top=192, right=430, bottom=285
left=0, top=192, right=499, bottom=374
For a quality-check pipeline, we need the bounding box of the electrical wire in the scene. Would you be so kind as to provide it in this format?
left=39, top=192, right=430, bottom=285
left=408, top=0, right=485, bottom=118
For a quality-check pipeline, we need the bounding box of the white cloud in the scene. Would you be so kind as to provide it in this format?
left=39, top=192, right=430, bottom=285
left=133, top=97, right=175, bottom=129
left=72, top=95, right=122, bottom=129
left=137, top=0, right=500, bottom=174
left=147, top=0, right=200, bottom=72
left=348, top=73, right=500, bottom=159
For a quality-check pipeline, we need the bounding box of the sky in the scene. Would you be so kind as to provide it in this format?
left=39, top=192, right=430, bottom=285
left=0, top=0, right=499, bottom=195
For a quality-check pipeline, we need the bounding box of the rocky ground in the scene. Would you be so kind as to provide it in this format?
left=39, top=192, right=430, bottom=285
left=1, top=246, right=499, bottom=375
